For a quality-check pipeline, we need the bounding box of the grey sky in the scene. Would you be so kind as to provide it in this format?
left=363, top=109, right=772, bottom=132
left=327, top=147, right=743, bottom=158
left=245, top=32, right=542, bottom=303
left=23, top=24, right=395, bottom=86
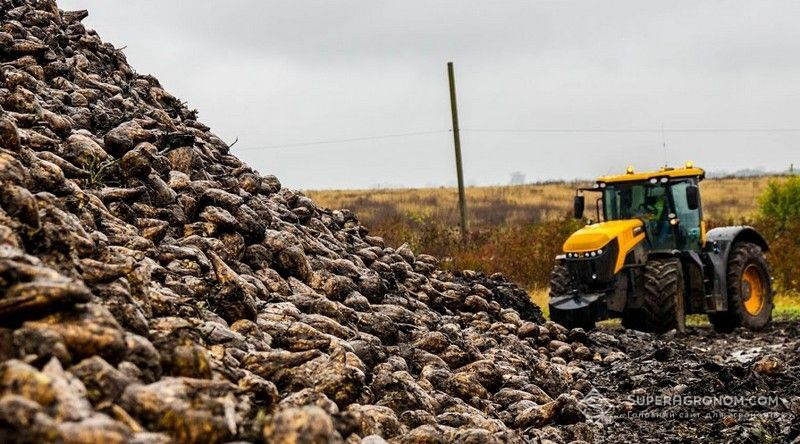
left=60, top=1, right=800, bottom=189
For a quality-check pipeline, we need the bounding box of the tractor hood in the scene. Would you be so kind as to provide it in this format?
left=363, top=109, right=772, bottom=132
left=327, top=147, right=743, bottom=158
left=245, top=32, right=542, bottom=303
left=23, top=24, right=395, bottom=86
left=563, top=219, right=644, bottom=252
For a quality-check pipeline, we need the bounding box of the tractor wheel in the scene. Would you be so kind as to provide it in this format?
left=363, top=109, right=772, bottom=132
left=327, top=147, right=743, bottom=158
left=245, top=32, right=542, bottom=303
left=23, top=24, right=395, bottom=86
left=709, top=242, right=773, bottom=332
left=548, top=263, right=596, bottom=331
left=639, top=258, right=686, bottom=333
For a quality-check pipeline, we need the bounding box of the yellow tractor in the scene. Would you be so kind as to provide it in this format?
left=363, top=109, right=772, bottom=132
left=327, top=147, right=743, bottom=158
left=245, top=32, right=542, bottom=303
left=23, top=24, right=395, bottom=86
left=549, top=163, right=773, bottom=333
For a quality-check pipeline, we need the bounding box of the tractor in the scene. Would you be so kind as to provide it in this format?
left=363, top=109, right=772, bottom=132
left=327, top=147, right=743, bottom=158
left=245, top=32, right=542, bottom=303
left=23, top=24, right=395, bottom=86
left=548, top=163, right=773, bottom=333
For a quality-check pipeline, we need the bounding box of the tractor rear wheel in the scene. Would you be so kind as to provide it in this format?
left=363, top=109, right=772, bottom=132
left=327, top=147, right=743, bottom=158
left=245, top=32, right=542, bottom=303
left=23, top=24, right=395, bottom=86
left=709, top=242, right=773, bottom=332
left=548, top=263, right=596, bottom=331
left=639, top=258, right=686, bottom=333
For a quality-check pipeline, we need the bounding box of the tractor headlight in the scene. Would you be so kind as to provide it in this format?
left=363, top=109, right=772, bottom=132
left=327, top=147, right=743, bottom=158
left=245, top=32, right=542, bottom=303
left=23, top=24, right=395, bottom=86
left=567, top=249, right=606, bottom=258
left=566, top=248, right=607, bottom=259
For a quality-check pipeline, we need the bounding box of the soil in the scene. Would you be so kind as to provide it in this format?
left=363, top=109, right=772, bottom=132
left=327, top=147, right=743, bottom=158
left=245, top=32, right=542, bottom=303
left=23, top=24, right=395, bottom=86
left=582, top=321, right=800, bottom=443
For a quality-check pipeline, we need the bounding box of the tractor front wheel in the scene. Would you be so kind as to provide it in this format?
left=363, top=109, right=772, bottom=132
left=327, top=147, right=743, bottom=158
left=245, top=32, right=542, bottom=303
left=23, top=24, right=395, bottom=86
left=709, top=242, right=773, bottom=332
left=639, top=258, right=686, bottom=333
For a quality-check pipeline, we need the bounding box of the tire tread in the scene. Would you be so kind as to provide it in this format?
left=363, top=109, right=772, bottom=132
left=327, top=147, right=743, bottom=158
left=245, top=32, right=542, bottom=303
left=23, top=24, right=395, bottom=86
left=636, top=258, right=685, bottom=333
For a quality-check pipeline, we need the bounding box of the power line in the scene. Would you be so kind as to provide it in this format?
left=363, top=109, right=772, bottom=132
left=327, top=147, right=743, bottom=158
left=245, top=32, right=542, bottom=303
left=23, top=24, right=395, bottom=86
left=234, top=127, right=800, bottom=152
left=461, top=128, right=800, bottom=134
left=235, top=130, right=448, bottom=151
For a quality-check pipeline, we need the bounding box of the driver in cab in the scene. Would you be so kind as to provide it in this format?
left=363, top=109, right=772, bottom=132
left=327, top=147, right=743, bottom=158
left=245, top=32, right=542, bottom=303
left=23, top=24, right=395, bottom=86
left=641, top=188, right=669, bottom=241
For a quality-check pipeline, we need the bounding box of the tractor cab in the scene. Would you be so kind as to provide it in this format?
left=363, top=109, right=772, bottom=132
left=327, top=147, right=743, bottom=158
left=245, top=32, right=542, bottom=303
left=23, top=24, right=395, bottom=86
left=590, top=164, right=705, bottom=252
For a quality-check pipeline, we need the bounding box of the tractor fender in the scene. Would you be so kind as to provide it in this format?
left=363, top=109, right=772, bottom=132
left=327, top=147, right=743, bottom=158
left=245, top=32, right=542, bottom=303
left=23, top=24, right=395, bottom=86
left=703, top=226, right=769, bottom=312
left=706, top=226, right=769, bottom=263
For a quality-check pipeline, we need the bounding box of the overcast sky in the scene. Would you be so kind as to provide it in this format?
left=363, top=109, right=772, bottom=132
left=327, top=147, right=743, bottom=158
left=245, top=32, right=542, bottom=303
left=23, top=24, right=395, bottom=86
left=60, top=1, right=800, bottom=189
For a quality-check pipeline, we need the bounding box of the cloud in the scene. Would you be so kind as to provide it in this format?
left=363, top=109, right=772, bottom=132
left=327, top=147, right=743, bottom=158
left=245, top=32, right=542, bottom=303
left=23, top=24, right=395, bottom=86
left=60, top=0, right=800, bottom=188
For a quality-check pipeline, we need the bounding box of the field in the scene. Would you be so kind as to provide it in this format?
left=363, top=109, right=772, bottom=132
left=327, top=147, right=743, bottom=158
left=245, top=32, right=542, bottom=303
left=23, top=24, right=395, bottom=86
left=307, top=175, right=800, bottom=321
left=308, top=175, right=771, bottom=230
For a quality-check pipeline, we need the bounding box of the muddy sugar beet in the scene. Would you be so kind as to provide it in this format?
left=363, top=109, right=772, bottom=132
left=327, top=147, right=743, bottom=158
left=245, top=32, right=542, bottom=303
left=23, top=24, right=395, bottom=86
left=0, top=1, right=610, bottom=442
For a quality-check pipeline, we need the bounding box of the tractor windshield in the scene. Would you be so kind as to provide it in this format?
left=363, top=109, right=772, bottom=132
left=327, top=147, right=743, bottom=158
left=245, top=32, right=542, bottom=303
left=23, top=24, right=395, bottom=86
left=602, top=182, right=668, bottom=222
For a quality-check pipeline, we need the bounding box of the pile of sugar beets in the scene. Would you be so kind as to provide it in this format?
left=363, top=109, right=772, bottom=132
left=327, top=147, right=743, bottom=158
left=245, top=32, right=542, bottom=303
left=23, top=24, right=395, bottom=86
left=0, top=1, right=627, bottom=443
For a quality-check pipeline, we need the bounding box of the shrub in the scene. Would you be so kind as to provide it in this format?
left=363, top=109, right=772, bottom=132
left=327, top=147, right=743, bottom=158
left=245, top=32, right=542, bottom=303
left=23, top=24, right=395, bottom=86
left=445, top=218, right=582, bottom=289
left=756, top=176, right=800, bottom=291
left=758, top=176, right=800, bottom=230
left=756, top=218, right=800, bottom=291
left=364, top=211, right=580, bottom=290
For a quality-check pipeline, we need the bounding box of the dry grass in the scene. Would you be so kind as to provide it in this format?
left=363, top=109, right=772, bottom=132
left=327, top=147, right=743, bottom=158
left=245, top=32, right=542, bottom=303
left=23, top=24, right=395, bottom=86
left=309, top=176, right=777, bottom=226
left=529, top=289, right=549, bottom=318
left=700, top=177, right=773, bottom=221
left=309, top=181, right=581, bottom=228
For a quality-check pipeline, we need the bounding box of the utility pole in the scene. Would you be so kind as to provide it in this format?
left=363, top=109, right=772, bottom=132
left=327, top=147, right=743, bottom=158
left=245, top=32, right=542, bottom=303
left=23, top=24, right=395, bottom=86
left=447, top=62, right=468, bottom=241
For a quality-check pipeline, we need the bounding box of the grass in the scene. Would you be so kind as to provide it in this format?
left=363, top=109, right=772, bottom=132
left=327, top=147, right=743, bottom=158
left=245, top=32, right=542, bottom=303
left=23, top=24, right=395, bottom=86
left=306, top=174, right=800, bottom=321
left=529, top=289, right=549, bottom=318
left=773, top=291, right=800, bottom=321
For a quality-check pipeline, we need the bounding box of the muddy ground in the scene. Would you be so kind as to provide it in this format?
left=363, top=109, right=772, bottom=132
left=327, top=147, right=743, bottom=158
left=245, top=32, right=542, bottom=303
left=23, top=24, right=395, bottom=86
left=579, top=321, right=800, bottom=443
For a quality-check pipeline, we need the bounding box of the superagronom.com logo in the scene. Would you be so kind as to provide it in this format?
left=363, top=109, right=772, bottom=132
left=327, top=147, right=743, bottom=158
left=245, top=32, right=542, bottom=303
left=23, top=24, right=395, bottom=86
left=578, top=388, right=614, bottom=421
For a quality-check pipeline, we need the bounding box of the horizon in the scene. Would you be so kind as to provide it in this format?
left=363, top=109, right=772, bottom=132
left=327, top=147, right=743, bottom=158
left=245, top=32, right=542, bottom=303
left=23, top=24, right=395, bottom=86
left=303, top=167, right=790, bottom=191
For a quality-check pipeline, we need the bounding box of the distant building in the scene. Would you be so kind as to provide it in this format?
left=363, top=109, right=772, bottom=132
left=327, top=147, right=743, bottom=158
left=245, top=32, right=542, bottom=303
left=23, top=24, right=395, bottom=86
left=509, top=171, right=526, bottom=185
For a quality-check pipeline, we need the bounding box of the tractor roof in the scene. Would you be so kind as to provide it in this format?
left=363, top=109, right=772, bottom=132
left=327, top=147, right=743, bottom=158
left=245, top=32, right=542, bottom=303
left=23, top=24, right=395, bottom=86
left=598, top=163, right=705, bottom=184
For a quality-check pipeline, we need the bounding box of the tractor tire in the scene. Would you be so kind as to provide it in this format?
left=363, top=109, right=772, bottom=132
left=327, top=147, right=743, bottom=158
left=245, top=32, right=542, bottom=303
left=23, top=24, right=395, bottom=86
left=709, top=242, right=773, bottom=332
left=548, top=263, right=596, bottom=331
left=639, top=258, right=686, bottom=333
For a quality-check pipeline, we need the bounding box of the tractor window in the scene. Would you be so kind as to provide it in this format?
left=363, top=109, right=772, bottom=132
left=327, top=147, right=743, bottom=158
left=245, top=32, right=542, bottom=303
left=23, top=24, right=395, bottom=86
left=603, top=182, right=673, bottom=249
left=603, top=183, right=666, bottom=221
left=670, top=180, right=702, bottom=250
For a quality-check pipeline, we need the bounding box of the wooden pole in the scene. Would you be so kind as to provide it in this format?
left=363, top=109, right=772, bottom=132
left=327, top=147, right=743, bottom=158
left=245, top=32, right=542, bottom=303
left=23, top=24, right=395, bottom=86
left=447, top=62, right=468, bottom=240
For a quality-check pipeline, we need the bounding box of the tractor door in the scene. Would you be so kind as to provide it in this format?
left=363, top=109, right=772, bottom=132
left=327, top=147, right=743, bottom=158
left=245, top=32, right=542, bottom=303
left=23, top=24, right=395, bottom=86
left=669, top=180, right=702, bottom=251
